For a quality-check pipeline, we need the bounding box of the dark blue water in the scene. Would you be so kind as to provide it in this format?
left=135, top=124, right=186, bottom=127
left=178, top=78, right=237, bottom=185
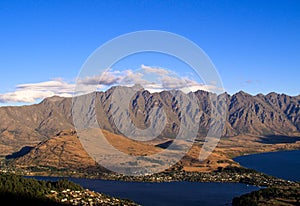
left=234, top=150, right=300, bottom=182
left=29, top=176, right=259, bottom=206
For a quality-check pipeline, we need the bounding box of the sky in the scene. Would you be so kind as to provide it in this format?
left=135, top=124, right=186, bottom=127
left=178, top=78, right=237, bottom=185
left=0, top=0, right=299, bottom=106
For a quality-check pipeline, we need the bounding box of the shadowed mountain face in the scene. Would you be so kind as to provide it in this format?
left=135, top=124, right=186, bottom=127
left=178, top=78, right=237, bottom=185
left=0, top=88, right=299, bottom=155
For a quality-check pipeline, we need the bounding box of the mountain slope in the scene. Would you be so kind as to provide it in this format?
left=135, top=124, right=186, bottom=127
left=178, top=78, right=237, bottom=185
left=0, top=97, right=74, bottom=155
left=11, top=129, right=165, bottom=172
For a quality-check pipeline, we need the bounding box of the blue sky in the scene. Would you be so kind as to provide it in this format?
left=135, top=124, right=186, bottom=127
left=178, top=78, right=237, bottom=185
left=0, top=0, right=299, bottom=105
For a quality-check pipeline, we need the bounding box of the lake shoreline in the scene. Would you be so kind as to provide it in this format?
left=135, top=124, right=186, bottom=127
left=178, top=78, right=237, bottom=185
left=21, top=165, right=299, bottom=188
left=9, top=149, right=299, bottom=188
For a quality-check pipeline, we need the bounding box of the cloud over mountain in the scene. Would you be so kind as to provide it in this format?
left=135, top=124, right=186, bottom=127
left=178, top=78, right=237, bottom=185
left=0, top=65, right=223, bottom=104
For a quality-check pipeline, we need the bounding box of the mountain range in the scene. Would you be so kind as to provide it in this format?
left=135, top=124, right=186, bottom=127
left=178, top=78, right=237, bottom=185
left=0, top=87, right=299, bottom=156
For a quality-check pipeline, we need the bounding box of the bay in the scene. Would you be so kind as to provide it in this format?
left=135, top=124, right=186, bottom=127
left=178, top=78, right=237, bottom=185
left=234, top=150, right=300, bottom=182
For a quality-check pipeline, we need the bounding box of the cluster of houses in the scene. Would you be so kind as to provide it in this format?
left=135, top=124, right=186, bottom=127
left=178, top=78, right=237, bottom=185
left=49, top=189, right=139, bottom=206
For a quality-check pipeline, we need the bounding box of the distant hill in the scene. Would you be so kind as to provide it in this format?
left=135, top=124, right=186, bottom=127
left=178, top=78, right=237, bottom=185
left=0, top=87, right=299, bottom=157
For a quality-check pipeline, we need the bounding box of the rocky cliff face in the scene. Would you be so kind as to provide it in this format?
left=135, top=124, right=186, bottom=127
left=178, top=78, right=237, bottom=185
left=0, top=87, right=299, bottom=156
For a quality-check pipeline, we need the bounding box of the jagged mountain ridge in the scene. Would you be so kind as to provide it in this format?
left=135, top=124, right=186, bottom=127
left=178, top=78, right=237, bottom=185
left=0, top=87, right=299, bottom=155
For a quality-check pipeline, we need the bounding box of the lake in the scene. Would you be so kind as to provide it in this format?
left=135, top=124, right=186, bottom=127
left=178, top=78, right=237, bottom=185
left=29, top=176, right=259, bottom=206
left=234, top=150, right=300, bottom=182
left=28, top=150, right=299, bottom=205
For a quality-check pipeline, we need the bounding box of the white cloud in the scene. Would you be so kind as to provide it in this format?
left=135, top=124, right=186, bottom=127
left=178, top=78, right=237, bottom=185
left=0, top=80, right=75, bottom=103
left=17, top=80, right=75, bottom=93
left=77, top=70, right=123, bottom=86
left=121, top=70, right=149, bottom=85
left=76, top=69, right=150, bottom=89
left=141, top=64, right=170, bottom=75
left=140, top=75, right=222, bottom=93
